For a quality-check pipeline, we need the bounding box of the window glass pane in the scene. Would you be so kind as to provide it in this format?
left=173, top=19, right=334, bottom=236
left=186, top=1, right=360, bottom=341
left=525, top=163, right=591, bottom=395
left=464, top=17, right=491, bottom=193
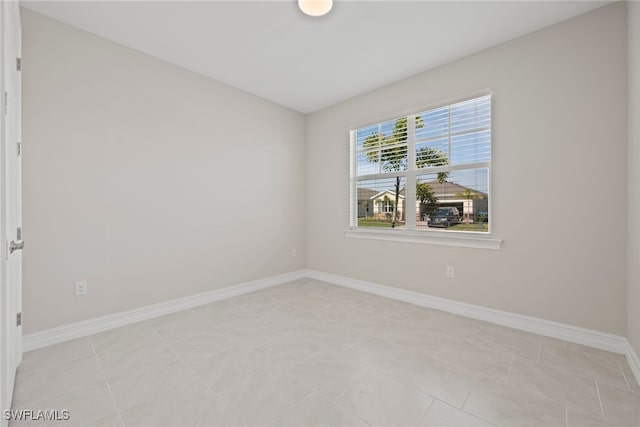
left=380, top=118, right=404, bottom=142
left=357, top=151, right=380, bottom=176
left=356, top=124, right=378, bottom=152
left=450, top=95, right=491, bottom=134
left=356, top=117, right=408, bottom=176
left=416, top=138, right=449, bottom=169
left=450, top=130, right=491, bottom=165
left=416, top=168, right=488, bottom=232
left=356, top=177, right=406, bottom=229
left=416, top=106, right=448, bottom=140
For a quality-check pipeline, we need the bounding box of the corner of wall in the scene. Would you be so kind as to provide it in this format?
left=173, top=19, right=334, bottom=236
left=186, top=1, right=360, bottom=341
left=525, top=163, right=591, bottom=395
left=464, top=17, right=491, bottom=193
left=627, top=0, right=640, bottom=357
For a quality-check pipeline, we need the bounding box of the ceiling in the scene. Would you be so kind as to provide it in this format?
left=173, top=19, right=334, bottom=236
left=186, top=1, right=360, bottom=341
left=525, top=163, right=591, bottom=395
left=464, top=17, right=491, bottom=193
left=22, top=1, right=610, bottom=113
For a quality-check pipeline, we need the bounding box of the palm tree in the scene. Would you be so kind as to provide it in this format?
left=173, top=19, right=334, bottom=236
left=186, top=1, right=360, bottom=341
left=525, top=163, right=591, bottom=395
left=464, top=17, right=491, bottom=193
left=417, top=183, right=438, bottom=220
left=363, top=117, right=448, bottom=228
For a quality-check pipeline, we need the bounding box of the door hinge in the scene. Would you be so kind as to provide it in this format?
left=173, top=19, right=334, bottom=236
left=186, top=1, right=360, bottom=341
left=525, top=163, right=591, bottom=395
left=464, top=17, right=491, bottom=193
left=17, top=227, right=22, bottom=241
left=17, top=142, right=22, bottom=156
left=16, top=57, right=21, bottom=71
left=16, top=312, right=22, bottom=327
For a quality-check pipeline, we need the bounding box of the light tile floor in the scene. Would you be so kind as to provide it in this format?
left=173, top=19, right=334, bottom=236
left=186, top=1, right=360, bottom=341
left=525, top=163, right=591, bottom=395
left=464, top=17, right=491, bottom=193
left=10, top=279, right=640, bottom=426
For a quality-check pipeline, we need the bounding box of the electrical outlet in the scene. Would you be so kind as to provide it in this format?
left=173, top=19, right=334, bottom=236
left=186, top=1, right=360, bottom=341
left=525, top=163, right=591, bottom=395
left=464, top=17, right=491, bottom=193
left=291, top=248, right=297, bottom=257
left=446, top=266, right=455, bottom=279
left=75, top=280, right=88, bottom=296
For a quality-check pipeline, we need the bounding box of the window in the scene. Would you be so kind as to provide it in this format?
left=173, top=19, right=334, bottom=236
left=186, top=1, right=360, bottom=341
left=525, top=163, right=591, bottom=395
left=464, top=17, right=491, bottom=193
left=381, top=200, right=394, bottom=213
left=350, top=94, right=491, bottom=234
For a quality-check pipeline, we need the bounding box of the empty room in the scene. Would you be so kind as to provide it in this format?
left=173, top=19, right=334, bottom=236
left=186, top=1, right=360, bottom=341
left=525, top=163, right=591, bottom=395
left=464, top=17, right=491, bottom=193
left=0, top=0, right=639, bottom=425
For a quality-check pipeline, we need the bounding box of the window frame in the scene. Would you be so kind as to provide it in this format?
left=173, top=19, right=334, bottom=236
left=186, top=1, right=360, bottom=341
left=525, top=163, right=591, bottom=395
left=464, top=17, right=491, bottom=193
left=347, top=91, right=502, bottom=250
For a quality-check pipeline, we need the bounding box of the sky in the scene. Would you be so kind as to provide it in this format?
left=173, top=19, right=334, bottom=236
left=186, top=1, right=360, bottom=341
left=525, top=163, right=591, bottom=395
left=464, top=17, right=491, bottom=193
left=355, top=95, right=491, bottom=195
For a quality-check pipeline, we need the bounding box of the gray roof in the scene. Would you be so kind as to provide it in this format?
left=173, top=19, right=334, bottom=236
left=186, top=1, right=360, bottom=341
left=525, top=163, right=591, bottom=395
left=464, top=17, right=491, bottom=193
left=357, top=181, right=487, bottom=201
left=421, top=181, right=488, bottom=199
left=356, top=188, right=378, bottom=201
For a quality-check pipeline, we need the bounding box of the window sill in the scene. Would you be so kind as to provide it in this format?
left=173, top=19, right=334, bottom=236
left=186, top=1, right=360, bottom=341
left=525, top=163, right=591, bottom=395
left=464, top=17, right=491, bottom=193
left=344, top=228, right=502, bottom=250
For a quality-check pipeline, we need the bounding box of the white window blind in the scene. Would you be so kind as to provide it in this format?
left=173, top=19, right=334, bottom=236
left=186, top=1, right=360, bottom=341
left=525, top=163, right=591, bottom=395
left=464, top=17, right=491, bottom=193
left=350, top=94, right=491, bottom=233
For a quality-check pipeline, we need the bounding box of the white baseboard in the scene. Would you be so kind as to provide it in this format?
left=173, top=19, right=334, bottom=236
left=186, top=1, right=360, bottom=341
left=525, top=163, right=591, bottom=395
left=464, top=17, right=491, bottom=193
left=22, top=270, right=306, bottom=352
left=306, top=269, right=640, bottom=386
left=22, top=267, right=640, bottom=388
left=305, top=269, right=630, bottom=355
left=625, top=341, right=640, bottom=388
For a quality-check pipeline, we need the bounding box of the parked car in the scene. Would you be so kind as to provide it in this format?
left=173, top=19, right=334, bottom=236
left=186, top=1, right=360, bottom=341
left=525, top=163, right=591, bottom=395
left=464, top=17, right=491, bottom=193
left=427, top=207, right=461, bottom=228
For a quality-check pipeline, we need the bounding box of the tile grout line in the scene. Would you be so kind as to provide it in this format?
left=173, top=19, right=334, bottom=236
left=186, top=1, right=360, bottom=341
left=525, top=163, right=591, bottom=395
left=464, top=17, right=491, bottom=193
left=331, top=366, right=373, bottom=405
left=506, top=346, right=632, bottom=424
left=499, top=361, right=595, bottom=415
left=313, top=393, right=374, bottom=427
left=533, top=344, right=629, bottom=392
left=617, top=360, right=631, bottom=391
left=460, top=373, right=480, bottom=410
left=281, top=378, right=373, bottom=426
left=17, top=344, right=94, bottom=376
left=472, top=323, right=484, bottom=339
left=331, top=367, right=378, bottom=426
left=152, top=319, right=238, bottom=362
left=285, top=388, right=371, bottom=426
left=594, top=380, right=606, bottom=420
left=88, top=336, right=126, bottom=427
left=286, top=385, right=320, bottom=410
left=458, top=373, right=525, bottom=427
left=147, top=323, right=251, bottom=427
left=503, top=355, right=515, bottom=384
left=431, top=398, right=495, bottom=427
left=11, top=368, right=104, bottom=412
left=12, top=339, right=110, bottom=406
left=416, top=396, right=436, bottom=424
left=537, top=341, right=542, bottom=363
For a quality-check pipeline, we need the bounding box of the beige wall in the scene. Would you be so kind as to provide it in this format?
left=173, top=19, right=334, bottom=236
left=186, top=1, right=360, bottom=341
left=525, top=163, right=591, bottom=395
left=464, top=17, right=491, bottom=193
left=628, top=1, right=640, bottom=354
left=306, top=3, right=628, bottom=334
left=23, top=4, right=632, bottom=338
left=22, top=10, right=306, bottom=334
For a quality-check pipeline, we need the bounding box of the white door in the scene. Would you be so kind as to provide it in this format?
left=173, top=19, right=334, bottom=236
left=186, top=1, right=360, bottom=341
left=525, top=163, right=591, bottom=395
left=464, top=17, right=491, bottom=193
left=1, top=1, right=22, bottom=418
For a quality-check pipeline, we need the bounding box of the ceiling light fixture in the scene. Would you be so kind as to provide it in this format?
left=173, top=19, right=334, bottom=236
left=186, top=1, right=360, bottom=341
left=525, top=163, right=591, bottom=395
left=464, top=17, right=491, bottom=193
left=298, top=0, right=333, bottom=17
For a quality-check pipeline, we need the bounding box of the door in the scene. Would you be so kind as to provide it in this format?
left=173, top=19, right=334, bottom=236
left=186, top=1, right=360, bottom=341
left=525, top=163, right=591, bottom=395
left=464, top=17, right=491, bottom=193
left=1, top=1, right=22, bottom=417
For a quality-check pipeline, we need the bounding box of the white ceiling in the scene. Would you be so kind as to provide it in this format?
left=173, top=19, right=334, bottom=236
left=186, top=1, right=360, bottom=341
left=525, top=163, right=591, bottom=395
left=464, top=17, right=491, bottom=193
left=22, top=1, right=610, bottom=113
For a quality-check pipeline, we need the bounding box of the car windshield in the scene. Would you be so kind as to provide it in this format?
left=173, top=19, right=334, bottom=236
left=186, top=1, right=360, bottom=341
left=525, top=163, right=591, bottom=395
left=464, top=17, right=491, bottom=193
left=434, top=209, right=452, bottom=217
